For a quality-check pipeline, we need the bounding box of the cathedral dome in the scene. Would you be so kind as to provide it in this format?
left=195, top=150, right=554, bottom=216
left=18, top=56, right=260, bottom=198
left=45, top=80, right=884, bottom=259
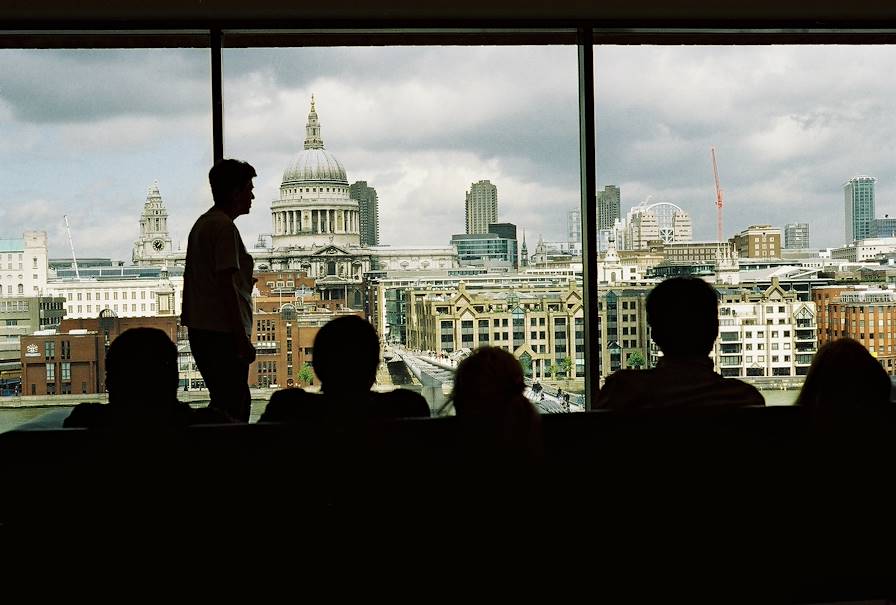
left=281, top=96, right=348, bottom=186
left=282, top=148, right=347, bottom=185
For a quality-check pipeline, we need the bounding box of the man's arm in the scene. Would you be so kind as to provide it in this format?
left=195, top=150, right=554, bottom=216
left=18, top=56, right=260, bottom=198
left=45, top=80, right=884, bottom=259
left=216, top=268, right=255, bottom=364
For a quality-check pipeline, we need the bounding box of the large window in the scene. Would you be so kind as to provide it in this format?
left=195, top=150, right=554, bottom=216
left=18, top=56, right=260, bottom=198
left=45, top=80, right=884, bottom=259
left=4, top=22, right=888, bottom=418
left=594, top=44, right=896, bottom=403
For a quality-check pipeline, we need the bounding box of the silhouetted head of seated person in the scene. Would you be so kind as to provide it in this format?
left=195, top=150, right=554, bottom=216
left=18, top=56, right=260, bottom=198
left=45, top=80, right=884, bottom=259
left=647, top=276, right=719, bottom=360
left=260, top=315, right=429, bottom=422
left=451, top=346, right=542, bottom=463
left=314, top=315, right=379, bottom=399
left=796, top=338, right=892, bottom=415
left=64, top=328, right=226, bottom=428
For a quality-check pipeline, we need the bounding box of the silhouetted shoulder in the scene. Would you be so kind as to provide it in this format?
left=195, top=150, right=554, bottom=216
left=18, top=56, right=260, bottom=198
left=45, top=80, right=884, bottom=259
left=374, top=389, right=430, bottom=418
left=63, top=399, right=209, bottom=428
left=63, top=402, right=108, bottom=428
left=259, top=388, right=322, bottom=423
left=596, top=367, right=765, bottom=410
left=720, top=377, right=765, bottom=407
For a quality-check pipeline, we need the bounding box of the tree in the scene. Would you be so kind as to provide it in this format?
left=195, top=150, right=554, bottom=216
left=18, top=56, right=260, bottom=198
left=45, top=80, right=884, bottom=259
left=626, top=351, right=646, bottom=369
left=549, top=363, right=560, bottom=379
left=559, top=357, right=573, bottom=377
left=298, top=363, right=315, bottom=386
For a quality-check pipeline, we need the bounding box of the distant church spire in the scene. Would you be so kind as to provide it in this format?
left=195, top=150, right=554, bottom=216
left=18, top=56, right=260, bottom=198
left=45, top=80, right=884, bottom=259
left=304, top=95, right=324, bottom=150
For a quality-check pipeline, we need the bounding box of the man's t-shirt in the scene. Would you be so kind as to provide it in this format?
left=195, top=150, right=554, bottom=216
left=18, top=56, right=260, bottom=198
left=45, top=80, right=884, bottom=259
left=594, top=356, right=765, bottom=410
left=181, top=207, right=254, bottom=337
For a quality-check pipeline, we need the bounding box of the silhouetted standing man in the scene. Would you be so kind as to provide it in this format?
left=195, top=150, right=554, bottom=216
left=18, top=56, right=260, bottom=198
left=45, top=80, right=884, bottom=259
left=182, top=159, right=257, bottom=422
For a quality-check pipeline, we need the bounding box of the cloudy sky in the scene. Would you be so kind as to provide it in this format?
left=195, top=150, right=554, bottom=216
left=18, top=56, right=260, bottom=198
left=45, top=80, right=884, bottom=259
left=2, top=44, right=895, bottom=260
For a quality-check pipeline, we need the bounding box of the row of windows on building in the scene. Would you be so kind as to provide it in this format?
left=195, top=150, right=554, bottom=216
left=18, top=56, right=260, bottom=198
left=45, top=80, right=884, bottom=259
left=43, top=340, right=71, bottom=360
left=0, top=300, right=32, bottom=312
left=1, top=254, right=39, bottom=267
left=45, top=361, right=72, bottom=380
left=31, top=378, right=89, bottom=396
left=65, top=291, right=156, bottom=301
left=284, top=186, right=348, bottom=194
left=2, top=273, right=39, bottom=281
left=69, top=304, right=156, bottom=313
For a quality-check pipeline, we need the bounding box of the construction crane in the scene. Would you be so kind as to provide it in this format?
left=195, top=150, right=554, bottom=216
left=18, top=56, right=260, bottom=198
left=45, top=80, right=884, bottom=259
left=63, top=214, right=81, bottom=279
left=711, top=146, right=724, bottom=243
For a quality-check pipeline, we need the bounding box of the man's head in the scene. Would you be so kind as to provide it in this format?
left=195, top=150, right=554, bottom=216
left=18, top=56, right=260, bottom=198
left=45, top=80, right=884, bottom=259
left=106, top=328, right=178, bottom=407
left=208, top=159, right=256, bottom=217
left=312, top=316, right=380, bottom=394
left=646, top=276, right=719, bottom=357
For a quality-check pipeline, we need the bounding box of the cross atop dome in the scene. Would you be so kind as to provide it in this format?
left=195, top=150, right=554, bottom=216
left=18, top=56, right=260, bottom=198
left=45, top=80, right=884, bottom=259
left=304, top=95, right=324, bottom=150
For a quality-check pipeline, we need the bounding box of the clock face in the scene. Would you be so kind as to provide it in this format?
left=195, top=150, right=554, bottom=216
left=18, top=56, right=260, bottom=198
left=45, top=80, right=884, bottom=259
left=152, top=239, right=165, bottom=251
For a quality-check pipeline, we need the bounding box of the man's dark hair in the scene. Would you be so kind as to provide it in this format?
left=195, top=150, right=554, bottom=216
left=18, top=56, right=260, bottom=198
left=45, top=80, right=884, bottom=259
left=106, top=328, right=178, bottom=404
left=208, top=159, right=257, bottom=206
left=646, top=276, right=719, bottom=357
left=312, top=315, right=379, bottom=393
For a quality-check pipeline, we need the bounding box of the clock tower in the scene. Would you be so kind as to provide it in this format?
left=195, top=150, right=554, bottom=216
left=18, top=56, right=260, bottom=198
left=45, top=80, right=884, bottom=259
left=132, top=181, right=173, bottom=267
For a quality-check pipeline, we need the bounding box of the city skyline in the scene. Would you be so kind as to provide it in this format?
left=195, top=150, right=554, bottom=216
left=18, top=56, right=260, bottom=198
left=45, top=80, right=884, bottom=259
left=5, top=46, right=896, bottom=260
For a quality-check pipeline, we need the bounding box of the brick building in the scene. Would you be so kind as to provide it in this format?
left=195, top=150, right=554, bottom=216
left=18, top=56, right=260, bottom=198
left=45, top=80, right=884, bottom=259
left=21, top=330, right=106, bottom=396
left=248, top=305, right=364, bottom=388
left=812, top=285, right=896, bottom=374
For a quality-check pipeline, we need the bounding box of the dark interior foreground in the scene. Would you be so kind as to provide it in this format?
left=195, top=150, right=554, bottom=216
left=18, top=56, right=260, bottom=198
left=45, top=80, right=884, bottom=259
left=2, top=406, right=894, bottom=600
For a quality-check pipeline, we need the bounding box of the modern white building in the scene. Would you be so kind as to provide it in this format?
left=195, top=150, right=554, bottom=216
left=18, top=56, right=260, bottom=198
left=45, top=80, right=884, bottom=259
left=830, top=237, right=896, bottom=262
left=45, top=272, right=181, bottom=319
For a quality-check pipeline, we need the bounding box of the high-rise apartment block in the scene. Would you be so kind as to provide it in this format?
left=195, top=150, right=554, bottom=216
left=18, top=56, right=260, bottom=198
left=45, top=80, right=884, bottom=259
left=465, top=180, right=498, bottom=234
left=844, top=176, right=876, bottom=244
left=349, top=181, right=380, bottom=246
left=598, top=185, right=621, bottom=230
left=784, top=223, right=809, bottom=250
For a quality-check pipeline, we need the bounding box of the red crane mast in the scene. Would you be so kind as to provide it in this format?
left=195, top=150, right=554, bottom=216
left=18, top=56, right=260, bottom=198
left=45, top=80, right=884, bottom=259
left=711, top=146, right=724, bottom=243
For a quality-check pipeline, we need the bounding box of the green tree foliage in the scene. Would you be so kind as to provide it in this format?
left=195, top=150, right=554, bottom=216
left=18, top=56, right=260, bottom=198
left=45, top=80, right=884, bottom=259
left=626, top=351, right=646, bottom=369
left=298, top=363, right=315, bottom=386
left=560, top=357, right=572, bottom=377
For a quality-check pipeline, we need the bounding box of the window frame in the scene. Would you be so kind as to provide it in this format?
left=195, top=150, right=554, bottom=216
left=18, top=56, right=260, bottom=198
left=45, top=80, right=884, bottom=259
left=5, top=14, right=893, bottom=410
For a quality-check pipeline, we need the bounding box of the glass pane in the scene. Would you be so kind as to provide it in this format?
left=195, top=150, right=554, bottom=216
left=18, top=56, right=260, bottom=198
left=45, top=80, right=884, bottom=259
left=223, top=45, right=583, bottom=414
left=594, top=45, right=896, bottom=406
left=0, top=47, right=211, bottom=422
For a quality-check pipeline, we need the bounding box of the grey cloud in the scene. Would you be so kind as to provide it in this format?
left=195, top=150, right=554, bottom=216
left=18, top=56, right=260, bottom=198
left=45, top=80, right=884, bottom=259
left=0, top=49, right=210, bottom=123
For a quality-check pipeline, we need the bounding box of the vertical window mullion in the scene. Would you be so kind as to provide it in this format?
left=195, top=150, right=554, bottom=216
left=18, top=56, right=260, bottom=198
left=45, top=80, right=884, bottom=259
left=211, top=28, right=224, bottom=163
left=578, top=26, right=598, bottom=410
